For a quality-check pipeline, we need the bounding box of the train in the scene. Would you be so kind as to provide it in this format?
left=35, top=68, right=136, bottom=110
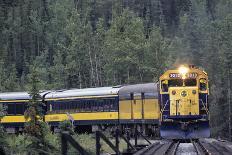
left=159, top=65, right=210, bottom=139
left=0, top=83, right=160, bottom=134
left=0, top=65, right=210, bottom=139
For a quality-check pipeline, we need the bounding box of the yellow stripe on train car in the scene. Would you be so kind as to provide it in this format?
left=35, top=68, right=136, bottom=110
left=0, top=116, right=27, bottom=123
left=45, top=112, right=119, bottom=122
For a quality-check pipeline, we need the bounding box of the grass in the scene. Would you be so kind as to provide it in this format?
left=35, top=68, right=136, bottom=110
left=4, top=132, right=128, bottom=155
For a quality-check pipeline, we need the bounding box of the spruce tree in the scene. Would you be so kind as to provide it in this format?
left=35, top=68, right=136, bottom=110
left=24, top=67, right=55, bottom=154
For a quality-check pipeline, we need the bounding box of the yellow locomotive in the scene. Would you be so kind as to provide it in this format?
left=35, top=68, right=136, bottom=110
left=159, top=65, right=210, bottom=139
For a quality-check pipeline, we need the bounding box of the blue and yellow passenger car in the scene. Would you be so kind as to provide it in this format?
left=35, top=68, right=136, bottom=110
left=0, top=83, right=160, bottom=133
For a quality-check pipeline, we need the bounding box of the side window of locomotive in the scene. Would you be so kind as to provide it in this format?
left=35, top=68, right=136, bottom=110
left=200, top=78, right=207, bottom=91
left=161, top=80, right=168, bottom=92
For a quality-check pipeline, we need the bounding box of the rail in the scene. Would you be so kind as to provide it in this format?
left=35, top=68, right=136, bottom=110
left=163, top=141, right=179, bottom=155
left=192, top=140, right=209, bottom=155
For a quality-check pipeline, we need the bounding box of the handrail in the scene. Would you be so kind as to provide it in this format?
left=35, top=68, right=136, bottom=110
left=199, top=99, right=209, bottom=115
left=161, top=99, right=209, bottom=116
left=161, top=100, right=170, bottom=114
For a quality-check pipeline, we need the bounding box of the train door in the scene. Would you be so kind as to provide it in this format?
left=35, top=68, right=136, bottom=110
left=143, top=92, right=160, bottom=119
left=119, top=94, right=132, bottom=121
left=132, top=93, right=143, bottom=120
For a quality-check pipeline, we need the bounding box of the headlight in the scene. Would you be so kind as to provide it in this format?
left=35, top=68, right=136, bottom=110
left=178, top=66, right=189, bottom=79
left=181, top=90, right=187, bottom=97
left=178, top=66, right=189, bottom=74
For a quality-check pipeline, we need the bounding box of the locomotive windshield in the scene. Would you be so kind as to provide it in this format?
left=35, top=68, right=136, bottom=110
left=168, top=79, right=197, bottom=87
left=185, top=79, right=197, bottom=86
left=168, top=79, right=182, bottom=87
left=162, top=79, right=197, bottom=92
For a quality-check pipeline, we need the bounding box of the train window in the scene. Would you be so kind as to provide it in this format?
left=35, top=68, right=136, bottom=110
left=99, top=100, right=104, bottom=112
left=161, top=80, right=168, bottom=92
left=108, top=99, right=113, bottom=111
left=59, top=102, right=64, bottom=110
left=86, top=100, right=91, bottom=112
left=71, top=101, right=76, bottom=110
left=48, top=97, right=118, bottom=113
left=113, top=99, right=118, bottom=111
left=80, top=101, right=84, bottom=112
left=75, top=101, right=80, bottom=112
left=66, top=101, right=70, bottom=110
left=168, top=79, right=183, bottom=87
left=200, top=78, right=207, bottom=91
left=185, top=79, right=197, bottom=86
left=7, top=103, right=15, bottom=115
left=74, top=101, right=78, bottom=110
left=15, top=103, right=24, bottom=115
left=53, top=103, right=58, bottom=111
left=103, top=99, right=109, bottom=112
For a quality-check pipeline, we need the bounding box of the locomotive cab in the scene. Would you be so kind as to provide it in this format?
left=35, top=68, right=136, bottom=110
left=159, top=65, right=210, bottom=139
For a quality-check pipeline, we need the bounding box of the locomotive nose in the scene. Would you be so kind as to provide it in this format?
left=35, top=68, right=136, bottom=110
left=169, top=87, right=199, bottom=116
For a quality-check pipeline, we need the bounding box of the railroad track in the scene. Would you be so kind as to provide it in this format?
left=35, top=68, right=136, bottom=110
left=133, top=139, right=232, bottom=155
left=197, top=139, right=232, bottom=155
left=134, top=140, right=179, bottom=155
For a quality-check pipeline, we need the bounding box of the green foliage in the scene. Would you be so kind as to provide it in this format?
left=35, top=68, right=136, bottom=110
left=59, top=120, right=74, bottom=134
left=24, top=67, right=56, bottom=154
left=0, top=0, right=231, bottom=139
left=24, top=67, right=43, bottom=124
left=6, top=134, right=31, bottom=154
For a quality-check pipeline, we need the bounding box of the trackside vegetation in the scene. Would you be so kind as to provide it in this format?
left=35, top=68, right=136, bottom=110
left=0, top=0, right=232, bottom=154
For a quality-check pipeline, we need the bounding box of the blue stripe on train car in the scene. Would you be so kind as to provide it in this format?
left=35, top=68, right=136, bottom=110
left=2, top=122, right=25, bottom=127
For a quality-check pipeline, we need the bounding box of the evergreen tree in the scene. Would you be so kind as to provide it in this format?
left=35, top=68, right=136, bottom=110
left=0, top=0, right=232, bottom=139
left=24, top=67, right=55, bottom=154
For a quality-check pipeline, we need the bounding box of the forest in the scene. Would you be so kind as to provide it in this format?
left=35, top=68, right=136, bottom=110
left=0, top=0, right=232, bottom=139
